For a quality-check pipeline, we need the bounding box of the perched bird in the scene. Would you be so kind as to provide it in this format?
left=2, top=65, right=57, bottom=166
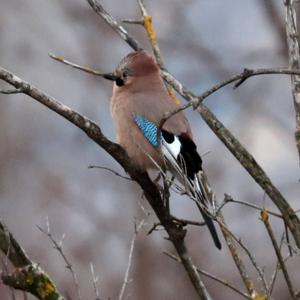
left=103, top=50, right=221, bottom=249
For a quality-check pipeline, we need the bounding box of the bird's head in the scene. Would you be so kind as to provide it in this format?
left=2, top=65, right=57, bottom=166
left=103, top=50, right=159, bottom=87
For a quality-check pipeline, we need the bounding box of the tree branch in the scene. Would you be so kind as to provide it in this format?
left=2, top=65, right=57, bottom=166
left=0, top=220, right=65, bottom=300
left=37, top=219, right=82, bottom=300
left=118, top=219, right=145, bottom=300
left=285, top=0, right=300, bottom=163
left=85, top=0, right=141, bottom=51
left=216, top=214, right=261, bottom=298
left=163, top=251, right=252, bottom=300
left=261, top=210, right=298, bottom=299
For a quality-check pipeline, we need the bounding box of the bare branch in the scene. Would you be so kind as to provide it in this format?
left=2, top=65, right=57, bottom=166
left=170, top=215, right=206, bottom=227
left=261, top=210, right=297, bottom=299
left=0, top=221, right=31, bottom=267
left=285, top=0, right=300, bottom=162
left=118, top=219, right=145, bottom=300
left=216, top=213, right=260, bottom=298
left=37, top=219, right=82, bottom=300
left=0, top=220, right=65, bottom=300
left=217, top=194, right=283, bottom=219
left=0, top=256, right=16, bottom=300
left=220, top=220, right=269, bottom=297
left=88, top=165, right=133, bottom=181
left=90, top=263, right=101, bottom=300
left=49, top=53, right=104, bottom=76
left=85, top=0, right=141, bottom=51
left=136, top=0, right=164, bottom=70
left=162, top=67, right=300, bottom=112
left=164, top=251, right=252, bottom=300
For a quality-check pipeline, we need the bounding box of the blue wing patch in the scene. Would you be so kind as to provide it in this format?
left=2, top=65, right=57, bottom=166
left=133, top=115, right=161, bottom=147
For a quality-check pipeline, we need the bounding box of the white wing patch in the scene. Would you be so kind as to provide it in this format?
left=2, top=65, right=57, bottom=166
left=161, top=135, right=181, bottom=158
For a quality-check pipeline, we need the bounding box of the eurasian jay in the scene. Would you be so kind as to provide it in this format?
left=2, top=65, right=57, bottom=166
left=103, top=50, right=221, bottom=249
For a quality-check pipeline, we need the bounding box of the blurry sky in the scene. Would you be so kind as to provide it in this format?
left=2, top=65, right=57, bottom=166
left=0, top=1, right=299, bottom=299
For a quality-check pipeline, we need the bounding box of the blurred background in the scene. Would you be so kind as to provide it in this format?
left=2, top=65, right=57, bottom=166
left=0, top=0, right=299, bottom=299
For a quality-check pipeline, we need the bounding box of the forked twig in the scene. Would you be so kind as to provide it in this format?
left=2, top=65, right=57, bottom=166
left=37, top=218, right=82, bottom=300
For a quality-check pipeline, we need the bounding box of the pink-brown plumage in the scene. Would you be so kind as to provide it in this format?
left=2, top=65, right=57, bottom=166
left=110, top=50, right=191, bottom=170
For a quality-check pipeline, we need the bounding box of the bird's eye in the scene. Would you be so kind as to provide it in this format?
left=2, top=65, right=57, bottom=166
left=115, top=70, right=129, bottom=87
left=116, top=78, right=124, bottom=87
left=123, top=70, right=128, bottom=79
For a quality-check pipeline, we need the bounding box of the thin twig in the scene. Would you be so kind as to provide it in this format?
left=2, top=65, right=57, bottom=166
left=37, top=218, right=82, bottom=300
left=136, top=0, right=164, bottom=69
left=118, top=219, right=145, bottom=300
left=216, top=214, right=259, bottom=298
left=220, top=220, right=269, bottom=297
left=162, top=67, right=300, bottom=113
left=49, top=53, right=104, bottom=76
left=0, top=88, right=23, bottom=94
left=170, top=215, right=206, bottom=227
left=85, top=0, right=141, bottom=51
left=269, top=234, right=286, bottom=294
left=217, top=194, right=283, bottom=218
left=90, top=262, right=101, bottom=300
left=163, top=251, right=252, bottom=300
left=0, top=220, right=65, bottom=300
left=122, top=18, right=143, bottom=25
left=135, top=0, right=180, bottom=105
left=88, top=165, right=133, bottom=181
left=147, top=222, right=163, bottom=235
left=261, top=210, right=297, bottom=299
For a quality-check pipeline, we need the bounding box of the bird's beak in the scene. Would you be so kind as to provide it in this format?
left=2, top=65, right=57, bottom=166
left=102, top=73, right=118, bottom=81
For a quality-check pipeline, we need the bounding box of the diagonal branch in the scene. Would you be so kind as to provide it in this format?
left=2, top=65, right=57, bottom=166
left=85, top=0, right=141, bottom=51
left=261, top=210, right=298, bottom=299
left=216, top=214, right=262, bottom=298
left=285, top=0, right=300, bottom=164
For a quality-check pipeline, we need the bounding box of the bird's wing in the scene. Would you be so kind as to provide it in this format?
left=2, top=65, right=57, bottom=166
left=133, top=115, right=221, bottom=249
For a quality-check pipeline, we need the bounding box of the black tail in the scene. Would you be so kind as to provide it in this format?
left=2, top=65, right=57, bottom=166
left=196, top=202, right=222, bottom=250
